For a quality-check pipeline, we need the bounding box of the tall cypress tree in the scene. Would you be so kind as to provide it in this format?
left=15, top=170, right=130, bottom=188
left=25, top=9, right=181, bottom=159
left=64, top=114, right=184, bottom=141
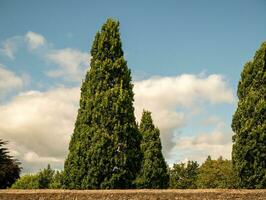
left=232, top=42, right=266, bottom=188
left=64, top=18, right=141, bottom=189
left=135, top=110, right=169, bottom=188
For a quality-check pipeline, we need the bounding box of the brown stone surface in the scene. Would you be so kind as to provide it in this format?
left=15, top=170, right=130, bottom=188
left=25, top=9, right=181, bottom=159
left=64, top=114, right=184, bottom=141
left=0, top=189, right=266, bottom=200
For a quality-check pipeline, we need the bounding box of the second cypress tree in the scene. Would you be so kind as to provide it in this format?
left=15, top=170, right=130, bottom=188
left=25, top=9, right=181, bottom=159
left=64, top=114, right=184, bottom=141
left=135, top=110, right=169, bottom=188
left=64, top=19, right=141, bottom=189
left=232, top=42, right=266, bottom=188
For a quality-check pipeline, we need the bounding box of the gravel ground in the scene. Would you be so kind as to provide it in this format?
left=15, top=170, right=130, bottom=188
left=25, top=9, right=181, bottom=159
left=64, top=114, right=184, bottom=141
left=0, top=189, right=266, bottom=200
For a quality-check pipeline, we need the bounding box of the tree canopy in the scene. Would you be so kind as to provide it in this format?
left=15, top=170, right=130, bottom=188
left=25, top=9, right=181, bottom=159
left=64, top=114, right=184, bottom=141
left=196, top=156, right=236, bottom=189
left=169, top=160, right=199, bottom=189
left=232, top=42, right=266, bottom=188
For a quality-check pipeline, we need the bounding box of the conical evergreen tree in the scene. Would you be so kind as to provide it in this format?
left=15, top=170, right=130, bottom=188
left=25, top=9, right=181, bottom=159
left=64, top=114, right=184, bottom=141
left=135, top=110, right=169, bottom=188
left=232, top=42, right=266, bottom=188
left=64, top=18, right=141, bottom=189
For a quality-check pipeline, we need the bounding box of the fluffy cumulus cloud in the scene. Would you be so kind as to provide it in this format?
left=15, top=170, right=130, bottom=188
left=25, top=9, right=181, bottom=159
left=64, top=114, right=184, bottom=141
left=0, top=64, right=25, bottom=98
left=173, top=120, right=233, bottom=164
left=134, top=74, right=234, bottom=157
left=25, top=31, right=46, bottom=50
left=46, top=48, right=90, bottom=82
left=0, top=32, right=90, bottom=83
left=0, top=87, right=80, bottom=172
left=134, top=74, right=234, bottom=108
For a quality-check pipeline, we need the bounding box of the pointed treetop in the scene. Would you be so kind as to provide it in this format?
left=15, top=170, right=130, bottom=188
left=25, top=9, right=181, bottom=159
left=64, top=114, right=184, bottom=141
left=139, top=110, right=155, bottom=132
left=206, top=155, right=212, bottom=161
left=237, top=42, right=266, bottom=100
left=91, top=18, right=123, bottom=61
left=136, top=110, right=169, bottom=188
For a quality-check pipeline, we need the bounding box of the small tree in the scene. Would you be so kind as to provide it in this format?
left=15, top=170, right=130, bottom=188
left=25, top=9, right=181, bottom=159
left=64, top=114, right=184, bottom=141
left=232, top=42, right=266, bottom=188
left=38, top=164, right=54, bottom=189
left=50, top=170, right=64, bottom=189
left=196, top=156, right=236, bottom=188
left=169, top=160, right=199, bottom=189
left=135, top=110, right=169, bottom=188
left=0, top=139, right=21, bottom=188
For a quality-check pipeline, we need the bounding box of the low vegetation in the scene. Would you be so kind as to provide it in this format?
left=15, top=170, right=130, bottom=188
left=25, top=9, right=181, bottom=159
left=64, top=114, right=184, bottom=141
left=11, top=165, right=63, bottom=189
left=11, top=156, right=237, bottom=189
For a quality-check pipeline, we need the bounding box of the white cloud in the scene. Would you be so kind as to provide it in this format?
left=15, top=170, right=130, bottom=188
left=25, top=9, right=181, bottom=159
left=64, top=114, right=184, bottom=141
left=0, top=32, right=45, bottom=59
left=134, top=74, right=234, bottom=108
left=173, top=120, right=233, bottom=164
left=24, top=151, right=63, bottom=163
left=0, top=64, right=25, bottom=98
left=46, top=48, right=90, bottom=82
left=0, top=87, right=80, bottom=172
left=177, top=129, right=231, bottom=148
left=0, top=32, right=89, bottom=83
left=25, top=31, right=45, bottom=50
left=0, top=36, right=21, bottom=59
left=134, top=74, right=234, bottom=157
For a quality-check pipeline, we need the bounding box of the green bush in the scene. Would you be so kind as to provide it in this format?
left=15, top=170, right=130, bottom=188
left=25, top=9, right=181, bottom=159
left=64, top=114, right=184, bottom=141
left=11, top=164, right=63, bottom=189
left=11, top=174, right=39, bottom=189
left=50, top=171, right=64, bottom=189
left=169, top=160, right=199, bottom=189
left=196, top=156, right=237, bottom=188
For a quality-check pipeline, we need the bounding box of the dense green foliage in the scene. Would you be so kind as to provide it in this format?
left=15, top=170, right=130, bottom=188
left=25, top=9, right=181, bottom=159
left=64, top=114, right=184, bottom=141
left=38, top=164, right=55, bottom=189
left=0, top=139, right=21, bottom=189
left=169, top=160, right=199, bottom=189
left=12, top=164, right=63, bottom=189
left=11, top=174, right=39, bottom=189
left=169, top=157, right=236, bottom=189
left=50, top=170, right=64, bottom=189
left=196, top=156, right=236, bottom=188
left=232, top=42, right=266, bottom=188
left=135, top=110, right=169, bottom=188
left=64, top=18, right=141, bottom=189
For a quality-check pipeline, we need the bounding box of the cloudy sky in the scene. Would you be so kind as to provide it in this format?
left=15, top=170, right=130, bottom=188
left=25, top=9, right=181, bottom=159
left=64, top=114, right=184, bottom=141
left=0, top=0, right=265, bottom=173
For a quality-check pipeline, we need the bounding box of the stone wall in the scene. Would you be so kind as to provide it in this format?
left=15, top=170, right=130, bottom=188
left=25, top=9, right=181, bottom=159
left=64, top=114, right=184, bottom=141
left=0, top=189, right=266, bottom=200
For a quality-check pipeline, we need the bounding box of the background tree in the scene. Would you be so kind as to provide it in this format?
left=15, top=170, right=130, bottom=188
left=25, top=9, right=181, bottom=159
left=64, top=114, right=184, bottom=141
left=196, top=156, right=236, bottom=188
left=0, top=139, right=21, bottom=189
left=38, top=164, right=54, bottom=189
left=232, top=42, right=266, bottom=188
left=135, top=110, right=169, bottom=188
left=50, top=170, right=64, bottom=189
left=12, top=165, right=63, bottom=189
left=11, top=174, right=39, bottom=189
left=169, top=160, right=199, bottom=189
left=64, top=18, right=141, bottom=189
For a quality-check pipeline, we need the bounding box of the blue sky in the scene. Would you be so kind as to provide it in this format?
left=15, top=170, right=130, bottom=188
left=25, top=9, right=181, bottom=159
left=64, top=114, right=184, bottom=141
left=0, top=0, right=265, bottom=172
